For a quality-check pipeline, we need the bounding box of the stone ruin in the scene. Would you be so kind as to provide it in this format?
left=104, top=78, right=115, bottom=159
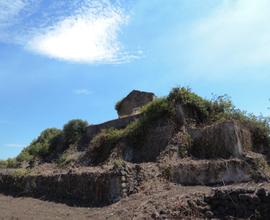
left=116, top=90, right=155, bottom=118
left=0, top=89, right=269, bottom=216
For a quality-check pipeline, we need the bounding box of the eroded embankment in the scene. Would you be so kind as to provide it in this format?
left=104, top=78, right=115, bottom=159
left=204, top=187, right=270, bottom=219
left=0, top=169, right=122, bottom=207
left=162, top=157, right=269, bottom=186
left=0, top=164, right=143, bottom=207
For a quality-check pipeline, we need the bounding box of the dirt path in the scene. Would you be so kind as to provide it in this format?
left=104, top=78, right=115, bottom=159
left=0, top=194, right=102, bottom=220
left=0, top=184, right=210, bottom=220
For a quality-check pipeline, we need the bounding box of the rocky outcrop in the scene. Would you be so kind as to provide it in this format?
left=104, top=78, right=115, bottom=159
left=163, top=159, right=252, bottom=185
left=123, top=119, right=175, bottom=163
left=189, top=120, right=252, bottom=159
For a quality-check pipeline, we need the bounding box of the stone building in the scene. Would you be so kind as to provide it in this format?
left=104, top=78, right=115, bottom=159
left=115, top=90, right=155, bottom=118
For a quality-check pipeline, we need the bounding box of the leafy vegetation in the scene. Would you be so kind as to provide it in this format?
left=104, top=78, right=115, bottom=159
left=12, top=168, right=30, bottom=177
left=63, top=119, right=88, bottom=146
left=0, top=158, right=19, bottom=168
left=0, top=119, right=89, bottom=167
left=16, top=128, right=63, bottom=163
left=0, top=160, right=7, bottom=168
left=91, top=87, right=270, bottom=154
left=1, top=87, right=269, bottom=169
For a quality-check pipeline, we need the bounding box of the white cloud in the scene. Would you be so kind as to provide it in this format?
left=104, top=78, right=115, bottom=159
left=188, top=0, right=270, bottom=72
left=27, top=0, right=131, bottom=63
left=73, top=89, right=92, bottom=95
left=0, top=0, right=135, bottom=64
left=5, top=144, right=25, bottom=148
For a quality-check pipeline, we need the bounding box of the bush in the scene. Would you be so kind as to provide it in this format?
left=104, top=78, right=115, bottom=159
left=12, top=168, right=30, bottom=177
left=16, top=149, right=33, bottom=162
left=0, top=160, right=7, bottom=168
left=224, top=111, right=270, bottom=152
left=6, top=158, right=19, bottom=168
left=63, top=119, right=88, bottom=145
left=16, top=128, right=63, bottom=162
left=168, top=87, right=212, bottom=122
left=90, top=98, right=173, bottom=153
left=91, top=128, right=124, bottom=149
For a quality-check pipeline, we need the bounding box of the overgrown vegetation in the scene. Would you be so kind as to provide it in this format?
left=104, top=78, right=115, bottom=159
left=1, top=87, right=269, bottom=169
left=12, top=168, right=30, bottom=177
left=91, top=98, right=172, bottom=152
left=16, top=128, right=62, bottom=163
left=0, top=119, right=89, bottom=168
left=90, top=87, right=270, bottom=156
left=63, top=119, right=88, bottom=146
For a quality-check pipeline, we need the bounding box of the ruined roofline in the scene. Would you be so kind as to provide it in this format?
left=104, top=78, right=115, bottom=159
left=116, top=90, right=156, bottom=118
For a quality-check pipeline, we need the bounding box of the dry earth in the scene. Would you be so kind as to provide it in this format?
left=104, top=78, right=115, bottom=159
left=1, top=181, right=269, bottom=220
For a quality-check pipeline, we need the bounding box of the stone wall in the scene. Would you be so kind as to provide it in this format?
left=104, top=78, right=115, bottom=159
left=116, top=90, right=155, bottom=118
left=85, top=114, right=140, bottom=143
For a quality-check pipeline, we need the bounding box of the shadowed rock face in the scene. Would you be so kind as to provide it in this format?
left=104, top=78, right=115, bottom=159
left=205, top=188, right=270, bottom=219
left=123, top=119, right=175, bottom=163
left=189, top=121, right=252, bottom=159
left=0, top=170, right=122, bottom=207
left=116, top=90, right=155, bottom=118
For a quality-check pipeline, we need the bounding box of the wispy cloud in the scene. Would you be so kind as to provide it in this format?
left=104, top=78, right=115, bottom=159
left=0, top=1, right=26, bottom=26
left=188, top=0, right=270, bottom=73
left=0, top=0, right=137, bottom=64
left=73, top=89, right=93, bottom=96
left=5, top=143, right=25, bottom=148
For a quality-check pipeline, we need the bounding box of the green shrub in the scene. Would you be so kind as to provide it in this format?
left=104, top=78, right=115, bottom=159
left=0, top=160, right=7, bottom=168
left=90, top=98, right=173, bottom=152
left=12, top=168, right=30, bottom=177
left=92, top=128, right=124, bottom=147
left=16, top=128, right=63, bottom=162
left=16, top=149, right=33, bottom=162
left=63, top=119, right=88, bottom=145
left=224, top=111, right=270, bottom=151
left=168, top=87, right=211, bottom=122
left=6, top=158, right=19, bottom=168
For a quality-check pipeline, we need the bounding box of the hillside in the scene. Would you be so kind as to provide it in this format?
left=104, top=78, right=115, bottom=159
left=0, top=87, right=270, bottom=219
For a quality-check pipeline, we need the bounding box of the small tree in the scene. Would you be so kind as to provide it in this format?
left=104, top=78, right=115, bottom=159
left=63, top=119, right=88, bottom=146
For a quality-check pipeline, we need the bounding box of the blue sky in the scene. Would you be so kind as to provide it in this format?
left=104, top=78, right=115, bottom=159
left=0, top=0, right=269, bottom=159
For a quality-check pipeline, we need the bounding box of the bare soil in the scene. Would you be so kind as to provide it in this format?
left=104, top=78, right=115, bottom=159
left=1, top=181, right=269, bottom=220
